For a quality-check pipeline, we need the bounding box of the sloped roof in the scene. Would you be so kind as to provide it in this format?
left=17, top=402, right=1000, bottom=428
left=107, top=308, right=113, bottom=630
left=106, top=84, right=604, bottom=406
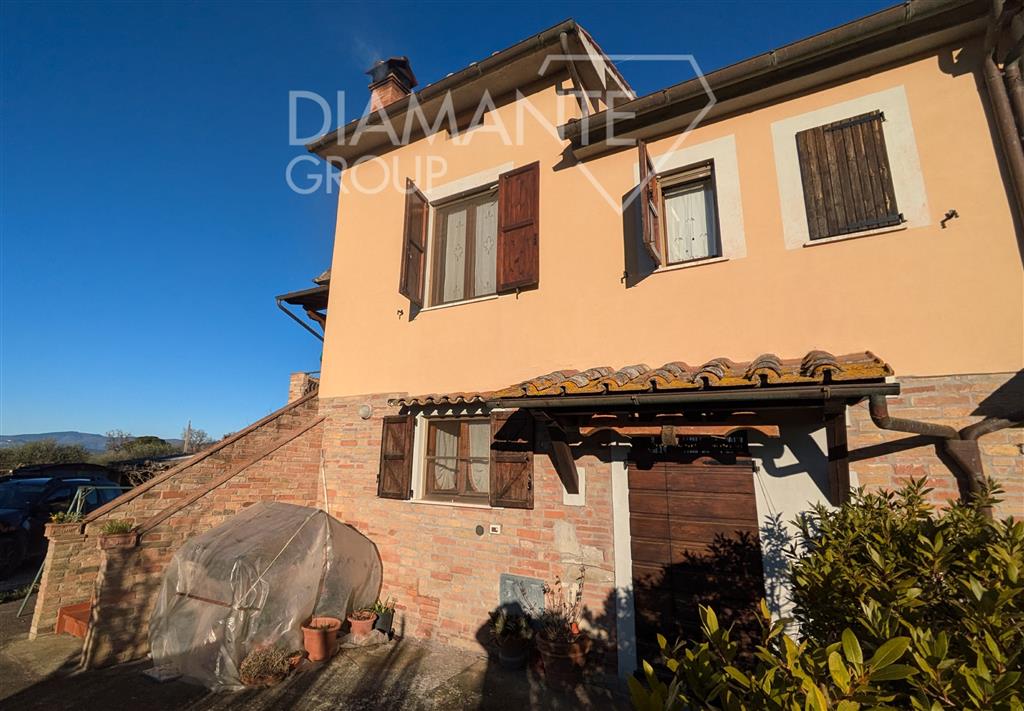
left=391, top=350, right=892, bottom=407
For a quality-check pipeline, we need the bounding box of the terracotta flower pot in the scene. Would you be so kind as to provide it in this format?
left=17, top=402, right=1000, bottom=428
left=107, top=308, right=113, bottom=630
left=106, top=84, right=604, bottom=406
left=97, top=532, right=136, bottom=550
left=536, top=634, right=590, bottom=688
left=302, top=616, right=342, bottom=661
left=347, top=611, right=377, bottom=638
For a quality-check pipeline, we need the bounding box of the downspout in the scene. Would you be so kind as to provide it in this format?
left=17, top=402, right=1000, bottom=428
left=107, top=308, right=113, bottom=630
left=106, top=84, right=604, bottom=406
left=868, top=394, right=1023, bottom=515
left=1005, top=11, right=1024, bottom=137
left=982, top=0, right=1024, bottom=223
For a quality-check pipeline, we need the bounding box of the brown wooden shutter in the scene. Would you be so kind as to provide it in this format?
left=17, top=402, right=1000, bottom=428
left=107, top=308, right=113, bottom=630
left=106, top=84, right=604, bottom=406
left=378, top=415, right=414, bottom=500
left=489, top=410, right=534, bottom=509
left=638, top=139, right=664, bottom=265
left=795, top=111, right=902, bottom=241
left=496, top=162, right=540, bottom=292
left=399, top=179, right=428, bottom=306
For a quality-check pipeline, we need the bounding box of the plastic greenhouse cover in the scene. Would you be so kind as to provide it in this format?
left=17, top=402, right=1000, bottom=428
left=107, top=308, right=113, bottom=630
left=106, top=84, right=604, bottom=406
left=149, top=501, right=382, bottom=690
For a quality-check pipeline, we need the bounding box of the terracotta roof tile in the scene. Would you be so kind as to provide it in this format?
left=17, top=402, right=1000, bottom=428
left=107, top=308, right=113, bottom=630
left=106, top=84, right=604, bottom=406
left=391, top=350, right=892, bottom=407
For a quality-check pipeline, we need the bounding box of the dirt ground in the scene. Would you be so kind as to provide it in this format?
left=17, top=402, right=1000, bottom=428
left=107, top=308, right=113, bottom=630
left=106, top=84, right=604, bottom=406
left=0, top=597, right=627, bottom=710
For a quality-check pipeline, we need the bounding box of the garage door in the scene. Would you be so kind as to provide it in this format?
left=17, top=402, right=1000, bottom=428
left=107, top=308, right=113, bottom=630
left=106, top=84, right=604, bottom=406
left=629, top=455, right=764, bottom=662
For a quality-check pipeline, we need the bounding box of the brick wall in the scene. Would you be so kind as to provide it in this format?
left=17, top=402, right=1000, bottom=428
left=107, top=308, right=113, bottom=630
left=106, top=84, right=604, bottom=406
left=848, top=372, right=1023, bottom=518
left=83, top=419, right=324, bottom=667
left=30, top=393, right=324, bottom=658
left=318, top=394, right=619, bottom=661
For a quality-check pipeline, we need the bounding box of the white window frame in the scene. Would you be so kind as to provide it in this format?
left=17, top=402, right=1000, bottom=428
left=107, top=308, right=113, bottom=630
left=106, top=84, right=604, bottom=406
left=771, top=85, right=930, bottom=249
left=633, top=135, right=747, bottom=269
left=410, top=406, right=494, bottom=508
left=419, top=163, right=513, bottom=311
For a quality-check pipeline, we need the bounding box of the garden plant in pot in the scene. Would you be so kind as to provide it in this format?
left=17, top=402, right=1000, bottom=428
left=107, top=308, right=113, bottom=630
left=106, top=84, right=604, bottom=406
left=520, top=567, right=590, bottom=688
left=489, top=607, right=533, bottom=670
left=301, top=616, right=342, bottom=662
left=347, top=607, right=377, bottom=638
left=372, top=596, right=396, bottom=636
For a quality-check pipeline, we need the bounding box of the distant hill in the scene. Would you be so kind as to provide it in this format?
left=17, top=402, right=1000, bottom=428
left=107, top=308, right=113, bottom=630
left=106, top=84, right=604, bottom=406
left=0, top=432, right=184, bottom=453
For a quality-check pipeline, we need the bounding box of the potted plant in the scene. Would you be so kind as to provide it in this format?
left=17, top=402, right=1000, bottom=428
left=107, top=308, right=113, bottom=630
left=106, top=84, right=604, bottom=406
left=239, top=646, right=301, bottom=686
left=520, top=567, right=590, bottom=688
left=301, top=616, right=341, bottom=661
left=372, top=596, right=396, bottom=636
left=489, top=607, right=532, bottom=670
left=347, top=607, right=377, bottom=638
left=97, top=519, right=136, bottom=549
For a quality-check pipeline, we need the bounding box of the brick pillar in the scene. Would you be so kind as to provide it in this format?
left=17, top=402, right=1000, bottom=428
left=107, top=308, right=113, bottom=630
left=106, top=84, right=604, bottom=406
left=82, top=533, right=155, bottom=668
left=288, top=372, right=316, bottom=402
left=30, top=523, right=99, bottom=639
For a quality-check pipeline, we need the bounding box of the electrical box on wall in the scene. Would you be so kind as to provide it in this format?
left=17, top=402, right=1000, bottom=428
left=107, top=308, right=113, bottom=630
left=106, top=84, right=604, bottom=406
left=489, top=523, right=501, bottom=535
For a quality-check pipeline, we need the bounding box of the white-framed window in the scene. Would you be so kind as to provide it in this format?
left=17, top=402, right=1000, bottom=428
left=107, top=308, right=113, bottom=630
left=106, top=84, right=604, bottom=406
left=428, top=187, right=499, bottom=306
left=421, top=416, right=492, bottom=504
left=660, top=163, right=720, bottom=265
left=374, top=407, right=535, bottom=509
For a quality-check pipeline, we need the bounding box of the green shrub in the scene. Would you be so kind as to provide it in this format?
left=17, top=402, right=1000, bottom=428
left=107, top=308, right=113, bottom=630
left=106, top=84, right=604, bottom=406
left=99, top=519, right=133, bottom=535
left=630, top=480, right=1024, bottom=710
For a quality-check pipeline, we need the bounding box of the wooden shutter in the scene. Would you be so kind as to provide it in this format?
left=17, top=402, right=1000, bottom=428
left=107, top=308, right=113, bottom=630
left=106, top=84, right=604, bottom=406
left=638, top=140, right=663, bottom=265
left=399, top=179, right=428, bottom=306
left=796, top=111, right=902, bottom=241
left=496, top=162, right=540, bottom=292
left=489, top=410, right=534, bottom=509
left=378, top=415, right=414, bottom=500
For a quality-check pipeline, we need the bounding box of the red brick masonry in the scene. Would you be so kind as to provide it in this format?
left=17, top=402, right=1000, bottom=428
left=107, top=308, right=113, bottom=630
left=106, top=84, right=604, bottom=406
left=30, top=371, right=1020, bottom=670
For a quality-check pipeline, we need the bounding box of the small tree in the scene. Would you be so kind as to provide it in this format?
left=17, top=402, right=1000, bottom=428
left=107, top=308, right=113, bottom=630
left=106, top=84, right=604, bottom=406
left=181, top=426, right=213, bottom=453
left=105, top=429, right=133, bottom=452
left=0, top=439, right=90, bottom=470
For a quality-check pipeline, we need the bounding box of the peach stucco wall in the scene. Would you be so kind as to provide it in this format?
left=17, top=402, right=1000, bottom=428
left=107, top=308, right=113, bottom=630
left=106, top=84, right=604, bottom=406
left=320, top=42, right=1024, bottom=399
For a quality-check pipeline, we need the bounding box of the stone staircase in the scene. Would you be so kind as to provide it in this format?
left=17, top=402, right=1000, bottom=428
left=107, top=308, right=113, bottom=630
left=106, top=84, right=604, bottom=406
left=30, top=387, right=325, bottom=668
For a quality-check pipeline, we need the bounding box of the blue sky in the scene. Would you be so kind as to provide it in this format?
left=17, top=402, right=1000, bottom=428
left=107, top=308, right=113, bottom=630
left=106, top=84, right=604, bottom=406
left=0, top=0, right=891, bottom=441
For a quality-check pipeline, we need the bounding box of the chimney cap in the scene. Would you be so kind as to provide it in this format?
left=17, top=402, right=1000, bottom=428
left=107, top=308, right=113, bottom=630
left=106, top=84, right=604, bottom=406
left=366, top=56, right=418, bottom=91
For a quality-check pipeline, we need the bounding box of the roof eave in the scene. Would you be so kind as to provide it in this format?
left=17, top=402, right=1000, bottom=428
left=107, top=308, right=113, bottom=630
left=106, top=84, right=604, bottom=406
left=306, top=19, right=584, bottom=164
left=560, top=0, right=989, bottom=155
left=485, top=382, right=899, bottom=410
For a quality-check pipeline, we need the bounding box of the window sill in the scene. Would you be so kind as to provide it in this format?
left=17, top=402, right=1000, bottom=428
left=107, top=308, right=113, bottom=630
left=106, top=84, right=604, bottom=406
left=408, top=497, right=492, bottom=510
left=418, top=294, right=499, bottom=313
left=652, top=255, right=729, bottom=274
left=802, top=223, right=907, bottom=247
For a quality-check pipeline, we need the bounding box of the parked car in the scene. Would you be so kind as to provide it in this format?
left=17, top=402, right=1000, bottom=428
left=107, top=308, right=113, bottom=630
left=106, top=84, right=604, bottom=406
left=0, top=468, right=122, bottom=576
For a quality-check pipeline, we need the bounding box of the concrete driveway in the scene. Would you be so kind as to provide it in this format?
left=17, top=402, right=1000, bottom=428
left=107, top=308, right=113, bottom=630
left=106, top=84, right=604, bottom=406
left=0, top=598, right=627, bottom=710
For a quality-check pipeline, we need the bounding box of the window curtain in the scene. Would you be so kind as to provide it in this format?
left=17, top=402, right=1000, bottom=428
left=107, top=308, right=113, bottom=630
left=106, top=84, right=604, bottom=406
left=665, top=182, right=716, bottom=262
left=474, top=200, right=497, bottom=296
left=432, top=422, right=458, bottom=490
left=468, top=421, right=490, bottom=493
left=442, top=208, right=467, bottom=302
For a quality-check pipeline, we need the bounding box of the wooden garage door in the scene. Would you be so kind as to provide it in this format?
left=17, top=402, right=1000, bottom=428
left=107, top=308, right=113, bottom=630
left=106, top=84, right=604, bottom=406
left=630, top=456, right=764, bottom=661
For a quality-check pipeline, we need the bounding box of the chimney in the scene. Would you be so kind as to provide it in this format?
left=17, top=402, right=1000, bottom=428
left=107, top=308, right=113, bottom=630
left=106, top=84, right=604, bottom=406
left=366, top=57, right=417, bottom=111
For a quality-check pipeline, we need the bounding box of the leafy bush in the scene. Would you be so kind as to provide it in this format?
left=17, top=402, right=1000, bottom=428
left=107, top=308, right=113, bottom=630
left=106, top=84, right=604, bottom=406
left=99, top=519, right=133, bottom=535
left=630, top=481, right=1024, bottom=710
left=0, top=439, right=90, bottom=470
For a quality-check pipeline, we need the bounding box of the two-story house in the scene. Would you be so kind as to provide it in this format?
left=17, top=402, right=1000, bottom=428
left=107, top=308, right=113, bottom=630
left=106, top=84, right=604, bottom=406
left=32, top=0, right=1022, bottom=678
left=305, top=0, right=1023, bottom=673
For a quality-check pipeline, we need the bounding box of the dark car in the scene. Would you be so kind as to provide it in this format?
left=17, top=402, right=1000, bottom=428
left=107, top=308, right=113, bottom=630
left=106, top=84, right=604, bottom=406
left=0, top=472, right=122, bottom=575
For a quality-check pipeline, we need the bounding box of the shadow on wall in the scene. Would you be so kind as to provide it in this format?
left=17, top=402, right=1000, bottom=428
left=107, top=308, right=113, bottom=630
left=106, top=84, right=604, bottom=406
left=974, top=370, right=1024, bottom=418
left=81, top=542, right=166, bottom=669
left=578, top=535, right=769, bottom=678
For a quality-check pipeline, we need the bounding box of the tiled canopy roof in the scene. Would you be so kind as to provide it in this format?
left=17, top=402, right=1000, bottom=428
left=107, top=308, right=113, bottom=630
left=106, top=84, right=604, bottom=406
left=392, top=350, right=892, bottom=407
